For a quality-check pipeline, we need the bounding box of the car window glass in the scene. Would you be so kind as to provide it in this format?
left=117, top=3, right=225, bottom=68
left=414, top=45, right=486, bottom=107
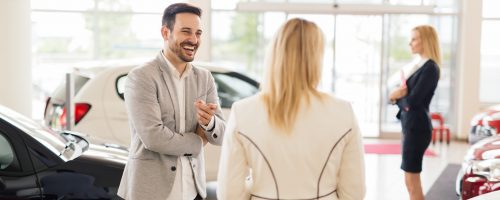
left=212, top=73, right=259, bottom=108
left=27, top=146, right=55, bottom=169
left=116, top=74, right=127, bottom=100
left=53, top=74, right=90, bottom=101
left=0, top=133, right=20, bottom=172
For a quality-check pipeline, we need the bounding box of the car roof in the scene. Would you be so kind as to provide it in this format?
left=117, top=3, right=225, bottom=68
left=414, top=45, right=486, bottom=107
left=72, top=60, right=234, bottom=77
left=72, top=59, right=147, bottom=77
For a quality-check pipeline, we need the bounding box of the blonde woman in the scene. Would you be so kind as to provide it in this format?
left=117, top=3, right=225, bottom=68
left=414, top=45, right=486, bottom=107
left=389, top=25, right=441, bottom=200
left=217, top=18, right=365, bottom=200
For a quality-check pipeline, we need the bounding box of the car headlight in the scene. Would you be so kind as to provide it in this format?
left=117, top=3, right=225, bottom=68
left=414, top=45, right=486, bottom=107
left=472, top=159, right=500, bottom=181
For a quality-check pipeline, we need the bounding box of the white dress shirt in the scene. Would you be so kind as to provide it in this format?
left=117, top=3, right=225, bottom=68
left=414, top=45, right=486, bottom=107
left=387, top=56, right=429, bottom=89
left=402, top=57, right=430, bottom=80
left=161, top=54, right=214, bottom=200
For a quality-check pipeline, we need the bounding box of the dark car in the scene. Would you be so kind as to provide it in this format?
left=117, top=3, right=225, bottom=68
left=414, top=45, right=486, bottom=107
left=456, top=135, right=500, bottom=199
left=0, top=104, right=127, bottom=200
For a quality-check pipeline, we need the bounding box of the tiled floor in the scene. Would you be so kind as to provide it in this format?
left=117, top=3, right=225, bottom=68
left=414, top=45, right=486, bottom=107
left=363, top=139, right=470, bottom=200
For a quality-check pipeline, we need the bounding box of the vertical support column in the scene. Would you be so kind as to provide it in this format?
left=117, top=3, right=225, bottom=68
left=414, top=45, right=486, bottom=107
left=456, top=0, right=482, bottom=139
left=0, top=0, right=32, bottom=117
left=65, top=73, right=75, bottom=131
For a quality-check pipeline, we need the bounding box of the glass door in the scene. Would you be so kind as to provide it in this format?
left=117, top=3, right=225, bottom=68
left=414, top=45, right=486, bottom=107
left=334, top=15, right=383, bottom=137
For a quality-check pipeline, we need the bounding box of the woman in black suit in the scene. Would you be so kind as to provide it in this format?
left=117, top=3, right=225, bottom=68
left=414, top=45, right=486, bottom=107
left=389, top=25, right=441, bottom=200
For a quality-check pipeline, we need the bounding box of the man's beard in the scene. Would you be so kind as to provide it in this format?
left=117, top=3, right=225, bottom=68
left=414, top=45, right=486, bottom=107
left=169, top=40, right=198, bottom=62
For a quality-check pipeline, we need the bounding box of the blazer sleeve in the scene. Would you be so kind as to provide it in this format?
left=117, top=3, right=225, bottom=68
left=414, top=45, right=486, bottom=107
left=396, top=63, right=439, bottom=111
left=125, top=68, right=203, bottom=156
left=216, top=104, right=251, bottom=200
left=337, top=105, right=366, bottom=200
left=204, top=72, right=226, bottom=146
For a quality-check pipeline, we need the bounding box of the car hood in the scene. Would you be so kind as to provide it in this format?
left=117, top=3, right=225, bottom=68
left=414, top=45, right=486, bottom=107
left=466, top=135, right=500, bottom=161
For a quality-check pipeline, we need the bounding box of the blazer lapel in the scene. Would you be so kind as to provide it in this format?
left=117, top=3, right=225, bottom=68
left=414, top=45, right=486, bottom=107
left=155, top=52, right=181, bottom=132
left=407, top=60, right=431, bottom=82
left=185, top=64, right=198, bottom=130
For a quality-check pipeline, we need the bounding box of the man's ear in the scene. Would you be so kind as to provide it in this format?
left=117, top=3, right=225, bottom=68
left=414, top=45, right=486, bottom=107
left=161, top=25, right=170, bottom=40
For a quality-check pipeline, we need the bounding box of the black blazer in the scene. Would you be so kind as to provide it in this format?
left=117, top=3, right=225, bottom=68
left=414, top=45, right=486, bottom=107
left=396, top=59, right=440, bottom=132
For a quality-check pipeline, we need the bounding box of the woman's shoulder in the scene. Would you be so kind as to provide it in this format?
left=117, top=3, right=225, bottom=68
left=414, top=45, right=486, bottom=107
left=314, top=93, right=354, bottom=113
left=320, top=92, right=351, bottom=106
left=231, top=93, right=264, bottom=110
left=422, top=59, right=440, bottom=75
left=424, top=59, right=439, bottom=69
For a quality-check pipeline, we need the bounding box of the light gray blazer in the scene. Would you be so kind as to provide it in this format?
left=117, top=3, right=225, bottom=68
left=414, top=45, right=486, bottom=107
left=117, top=52, right=225, bottom=200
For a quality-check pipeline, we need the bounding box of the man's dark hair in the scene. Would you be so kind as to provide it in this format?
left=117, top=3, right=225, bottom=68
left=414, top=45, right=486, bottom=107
left=162, top=3, right=202, bottom=31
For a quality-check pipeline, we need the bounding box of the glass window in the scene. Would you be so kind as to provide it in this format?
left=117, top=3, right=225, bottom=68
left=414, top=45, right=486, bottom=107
left=131, top=0, right=186, bottom=12
left=432, top=0, right=459, bottom=12
left=431, top=16, right=456, bottom=117
left=95, top=0, right=185, bottom=12
left=31, top=0, right=95, bottom=11
left=483, top=0, right=500, bottom=18
left=32, top=12, right=93, bottom=62
left=211, top=11, right=286, bottom=78
left=87, top=13, right=162, bottom=60
left=335, top=15, right=382, bottom=137
left=480, top=20, right=500, bottom=102
left=212, top=0, right=240, bottom=10
left=211, top=3, right=458, bottom=136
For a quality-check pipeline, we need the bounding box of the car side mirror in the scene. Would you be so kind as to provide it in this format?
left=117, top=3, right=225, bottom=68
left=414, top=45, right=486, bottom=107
left=0, top=177, right=5, bottom=190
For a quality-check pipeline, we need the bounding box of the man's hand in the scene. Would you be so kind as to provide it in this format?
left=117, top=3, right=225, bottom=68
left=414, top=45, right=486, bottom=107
left=194, top=100, right=217, bottom=126
left=196, top=125, right=208, bottom=146
left=389, top=85, right=408, bottom=102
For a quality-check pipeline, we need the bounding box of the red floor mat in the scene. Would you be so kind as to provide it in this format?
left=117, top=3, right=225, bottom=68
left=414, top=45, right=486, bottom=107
left=364, top=143, right=437, bottom=156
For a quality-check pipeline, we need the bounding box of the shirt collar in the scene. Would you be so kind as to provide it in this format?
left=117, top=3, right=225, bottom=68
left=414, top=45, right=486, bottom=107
left=417, top=57, right=430, bottom=68
left=161, top=50, right=192, bottom=79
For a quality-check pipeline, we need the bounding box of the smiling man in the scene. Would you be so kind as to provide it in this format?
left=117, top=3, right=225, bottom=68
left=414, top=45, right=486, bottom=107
left=117, top=3, right=226, bottom=200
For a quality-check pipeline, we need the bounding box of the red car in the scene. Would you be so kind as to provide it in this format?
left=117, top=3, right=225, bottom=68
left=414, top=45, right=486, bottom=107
left=457, top=135, right=500, bottom=199
left=469, top=105, right=500, bottom=144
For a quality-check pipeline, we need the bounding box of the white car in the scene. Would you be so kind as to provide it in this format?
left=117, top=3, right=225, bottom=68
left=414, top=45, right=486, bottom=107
left=43, top=61, right=259, bottom=181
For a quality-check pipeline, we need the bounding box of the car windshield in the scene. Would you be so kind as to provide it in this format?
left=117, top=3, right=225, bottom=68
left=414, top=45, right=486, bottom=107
left=0, top=106, right=87, bottom=161
left=51, top=74, right=90, bottom=102
left=212, top=72, right=259, bottom=108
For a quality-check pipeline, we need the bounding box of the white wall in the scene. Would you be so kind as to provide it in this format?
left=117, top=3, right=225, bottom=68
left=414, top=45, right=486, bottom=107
left=0, top=0, right=32, bottom=117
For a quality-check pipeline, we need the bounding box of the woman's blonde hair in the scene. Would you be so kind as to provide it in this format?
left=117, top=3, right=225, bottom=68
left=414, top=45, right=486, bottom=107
left=261, top=18, right=326, bottom=133
left=413, top=25, right=442, bottom=66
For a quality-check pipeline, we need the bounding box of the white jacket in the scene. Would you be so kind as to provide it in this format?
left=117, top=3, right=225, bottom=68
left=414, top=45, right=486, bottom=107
left=217, top=94, right=365, bottom=200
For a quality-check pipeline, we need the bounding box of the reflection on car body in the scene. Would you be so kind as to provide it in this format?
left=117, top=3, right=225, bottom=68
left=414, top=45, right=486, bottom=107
left=469, top=105, right=500, bottom=144
left=456, top=135, right=500, bottom=199
left=0, top=104, right=127, bottom=199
